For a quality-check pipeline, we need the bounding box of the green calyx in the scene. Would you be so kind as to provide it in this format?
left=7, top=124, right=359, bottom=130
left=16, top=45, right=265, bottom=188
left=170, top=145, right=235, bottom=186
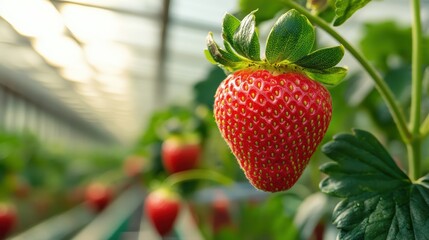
left=205, top=9, right=348, bottom=86
left=152, top=186, right=180, bottom=201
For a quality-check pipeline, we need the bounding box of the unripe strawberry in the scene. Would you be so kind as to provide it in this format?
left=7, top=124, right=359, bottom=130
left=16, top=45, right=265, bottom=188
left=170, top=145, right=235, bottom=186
left=214, top=70, right=332, bottom=191
left=206, top=10, right=346, bottom=192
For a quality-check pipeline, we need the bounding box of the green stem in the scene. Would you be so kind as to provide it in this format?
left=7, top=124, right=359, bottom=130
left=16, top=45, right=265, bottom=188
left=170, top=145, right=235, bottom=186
left=282, top=0, right=411, bottom=143
left=421, top=114, right=429, bottom=137
left=164, top=169, right=234, bottom=187
left=408, top=0, right=423, bottom=180
left=411, top=0, right=423, bottom=134
left=407, top=142, right=421, bottom=181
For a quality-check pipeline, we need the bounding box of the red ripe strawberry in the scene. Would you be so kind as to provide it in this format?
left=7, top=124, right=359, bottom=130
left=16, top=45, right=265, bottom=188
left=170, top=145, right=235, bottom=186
left=85, top=182, right=113, bottom=212
left=0, top=202, right=17, bottom=239
left=214, top=70, right=332, bottom=192
left=161, top=135, right=201, bottom=174
left=206, top=10, right=346, bottom=192
left=144, top=188, right=181, bottom=237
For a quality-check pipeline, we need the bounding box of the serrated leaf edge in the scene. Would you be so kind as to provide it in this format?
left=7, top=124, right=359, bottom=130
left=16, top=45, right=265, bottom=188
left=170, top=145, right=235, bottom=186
left=293, top=45, right=345, bottom=70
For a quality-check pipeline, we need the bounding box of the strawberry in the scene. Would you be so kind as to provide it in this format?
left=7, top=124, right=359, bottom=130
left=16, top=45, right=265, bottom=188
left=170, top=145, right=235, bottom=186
left=0, top=202, right=17, bottom=240
left=85, top=182, right=113, bottom=212
left=205, top=10, right=347, bottom=192
left=161, top=135, right=201, bottom=174
left=214, top=70, right=332, bottom=191
left=144, top=188, right=181, bottom=237
left=210, top=191, right=234, bottom=233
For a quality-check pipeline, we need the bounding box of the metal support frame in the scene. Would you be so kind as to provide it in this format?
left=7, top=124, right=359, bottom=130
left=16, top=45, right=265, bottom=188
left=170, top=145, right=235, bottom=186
left=154, top=0, right=171, bottom=107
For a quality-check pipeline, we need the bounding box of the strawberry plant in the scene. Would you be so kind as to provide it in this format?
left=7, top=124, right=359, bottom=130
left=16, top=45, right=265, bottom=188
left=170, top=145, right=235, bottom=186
left=205, top=0, right=429, bottom=239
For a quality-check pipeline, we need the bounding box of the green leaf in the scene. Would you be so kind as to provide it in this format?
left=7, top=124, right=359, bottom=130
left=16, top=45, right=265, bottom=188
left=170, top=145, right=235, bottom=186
left=317, top=4, right=336, bottom=23
left=203, top=49, right=217, bottom=65
left=333, top=0, right=372, bottom=26
left=265, top=9, right=315, bottom=64
left=320, top=129, right=429, bottom=239
left=232, top=10, right=261, bottom=60
left=206, top=32, right=244, bottom=71
left=293, top=45, right=344, bottom=70
left=304, top=67, right=347, bottom=86
left=222, top=13, right=241, bottom=49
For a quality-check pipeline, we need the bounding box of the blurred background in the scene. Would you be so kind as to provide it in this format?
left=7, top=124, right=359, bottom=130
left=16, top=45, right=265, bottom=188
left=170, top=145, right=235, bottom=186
left=0, top=0, right=428, bottom=239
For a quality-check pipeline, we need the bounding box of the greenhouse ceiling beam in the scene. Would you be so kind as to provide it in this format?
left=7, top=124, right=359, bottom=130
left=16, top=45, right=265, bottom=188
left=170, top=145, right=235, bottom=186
left=0, top=69, right=119, bottom=145
left=154, top=0, right=171, bottom=107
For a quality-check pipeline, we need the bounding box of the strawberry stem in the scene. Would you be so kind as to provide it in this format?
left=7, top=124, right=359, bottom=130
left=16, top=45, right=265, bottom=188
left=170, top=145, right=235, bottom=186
left=421, top=113, right=429, bottom=137
left=282, top=0, right=411, bottom=143
left=408, top=0, right=423, bottom=181
left=164, top=169, right=234, bottom=188
left=410, top=0, right=423, bottom=136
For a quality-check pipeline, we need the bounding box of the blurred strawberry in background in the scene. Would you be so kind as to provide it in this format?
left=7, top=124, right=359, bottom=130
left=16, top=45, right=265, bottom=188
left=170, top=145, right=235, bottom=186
left=145, top=187, right=181, bottom=237
left=84, top=182, right=113, bottom=213
left=0, top=202, right=17, bottom=240
left=161, top=134, right=201, bottom=174
left=210, top=191, right=234, bottom=234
